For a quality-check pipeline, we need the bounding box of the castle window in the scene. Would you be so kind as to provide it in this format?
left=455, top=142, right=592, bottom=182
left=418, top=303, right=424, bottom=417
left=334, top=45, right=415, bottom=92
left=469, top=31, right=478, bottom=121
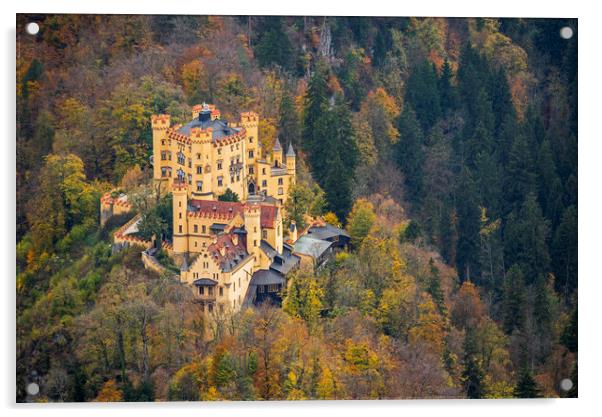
left=178, top=225, right=182, bottom=233
left=236, top=175, right=240, bottom=182
left=262, top=229, right=267, bottom=240
left=194, top=225, right=198, bottom=233
left=168, top=152, right=172, bottom=161
left=248, top=150, right=254, bottom=159
left=262, top=180, right=267, bottom=187
left=202, top=225, right=206, bottom=233
left=262, top=168, right=266, bottom=175
left=197, top=166, right=203, bottom=174
left=208, top=287, right=213, bottom=296
left=208, top=304, right=213, bottom=313
left=249, top=166, right=254, bottom=175
left=230, top=145, right=234, bottom=152
left=195, top=242, right=197, bottom=247
left=161, top=140, right=165, bottom=146
left=177, top=152, right=185, bottom=165
left=199, top=286, right=204, bottom=295
left=179, top=213, right=182, bottom=219
left=218, top=148, right=222, bottom=155
left=230, top=176, right=234, bottom=183
left=278, top=178, right=283, bottom=185
left=161, top=151, right=167, bottom=160
left=219, top=287, right=223, bottom=296
left=196, top=181, right=203, bottom=192
left=218, top=176, right=223, bottom=187
left=217, top=161, right=223, bottom=170
left=236, top=144, right=239, bottom=150
left=188, top=160, right=192, bottom=169
left=188, top=174, right=192, bottom=184
left=197, top=153, right=201, bottom=159
left=254, top=240, right=257, bottom=247
left=278, top=187, right=283, bottom=195
left=161, top=167, right=167, bottom=177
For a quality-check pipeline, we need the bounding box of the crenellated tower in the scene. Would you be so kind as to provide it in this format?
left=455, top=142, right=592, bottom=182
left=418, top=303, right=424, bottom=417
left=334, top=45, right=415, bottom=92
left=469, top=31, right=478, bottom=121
left=151, top=114, right=171, bottom=184
left=244, top=203, right=262, bottom=267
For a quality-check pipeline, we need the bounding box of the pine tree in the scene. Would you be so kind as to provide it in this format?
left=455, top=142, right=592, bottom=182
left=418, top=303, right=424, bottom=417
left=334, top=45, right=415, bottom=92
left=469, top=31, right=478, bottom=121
left=439, top=196, right=458, bottom=266
left=504, top=194, right=551, bottom=284
left=462, top=327, right=485, bottom=399
left=302, top=60, right=330, bottom=167
left=395, top=106, right=425, bottom=203
left=552, top=205, right=577, bottom=298
left=503, top=134, right=538, bottom=217
left=254, top=17, right=294, bottom=71
left=404, top=60, right=441, bottom=131
left=455, top=167, right=481, bottom=282
left=438, top=58, right=457, bottom=113
left=502, top=264, right=527, bottom=334
left=318, top=94, right=358, bottom=221
left=489, top=66, right=515, bottom=137
left=514, top=368, right=542, bottom=398
left=278, top=89, right=301, bottom=148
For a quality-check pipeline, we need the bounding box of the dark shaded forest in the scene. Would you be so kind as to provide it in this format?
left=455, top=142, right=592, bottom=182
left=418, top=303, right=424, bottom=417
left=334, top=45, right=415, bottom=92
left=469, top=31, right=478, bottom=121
left=16, top=15, right=577, bottom=401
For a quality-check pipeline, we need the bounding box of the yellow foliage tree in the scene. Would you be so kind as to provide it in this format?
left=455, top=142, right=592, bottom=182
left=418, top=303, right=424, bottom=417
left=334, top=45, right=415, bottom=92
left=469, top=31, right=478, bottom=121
left=95, top=379, right=123, bottom=402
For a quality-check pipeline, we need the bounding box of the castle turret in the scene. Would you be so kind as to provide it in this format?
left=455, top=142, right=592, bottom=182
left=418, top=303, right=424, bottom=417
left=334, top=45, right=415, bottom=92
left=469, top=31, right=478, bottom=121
left=286, top=142, right=296, bottom=178
left=151, top=114, right=171, bottom=182
left=172, top=182, right=189, bottom=254
left=273, top=137, right=283, bottom=167
left=244, top=203, right=261, bottom=267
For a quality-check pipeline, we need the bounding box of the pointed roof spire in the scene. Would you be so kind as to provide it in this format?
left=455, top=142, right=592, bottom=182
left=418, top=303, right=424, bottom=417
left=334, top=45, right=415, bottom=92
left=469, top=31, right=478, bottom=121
left=286, top=142, right=296, bottom=157
left=273, top=136, right=282, bottom=151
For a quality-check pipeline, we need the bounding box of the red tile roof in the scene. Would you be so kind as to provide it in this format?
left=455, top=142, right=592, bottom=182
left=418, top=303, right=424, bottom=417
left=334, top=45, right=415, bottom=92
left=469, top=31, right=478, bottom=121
left=188, top=199, right=278, bottom=229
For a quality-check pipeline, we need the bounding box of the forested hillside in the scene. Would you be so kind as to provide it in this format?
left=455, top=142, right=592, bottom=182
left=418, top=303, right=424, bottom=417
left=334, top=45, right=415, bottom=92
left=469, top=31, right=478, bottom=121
left=16, top=15, right=577, bottom=401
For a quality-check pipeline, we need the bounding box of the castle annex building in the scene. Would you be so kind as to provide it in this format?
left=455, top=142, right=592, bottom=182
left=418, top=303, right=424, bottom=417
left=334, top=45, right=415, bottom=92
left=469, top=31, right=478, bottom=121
left=151, top=103, right=296, bottom=204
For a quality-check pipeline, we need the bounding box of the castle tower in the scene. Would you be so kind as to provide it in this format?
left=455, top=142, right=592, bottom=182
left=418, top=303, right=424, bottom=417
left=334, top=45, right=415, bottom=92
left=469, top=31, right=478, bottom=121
left=244, top=203, right=261, bottom=267
left=240, top=111, right=259, bottom=163
left=151, top=114, right=171, bottom=183
left=286, top=142, right=296, bottom=179
left=172, top=183, right=189, bottom=254
left=272, top=137, right=283, bottom=167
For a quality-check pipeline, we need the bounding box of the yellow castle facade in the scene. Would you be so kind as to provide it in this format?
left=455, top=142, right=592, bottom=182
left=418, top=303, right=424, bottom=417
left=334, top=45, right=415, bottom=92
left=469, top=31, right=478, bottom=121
left=151, top=103, right=296, bottom=204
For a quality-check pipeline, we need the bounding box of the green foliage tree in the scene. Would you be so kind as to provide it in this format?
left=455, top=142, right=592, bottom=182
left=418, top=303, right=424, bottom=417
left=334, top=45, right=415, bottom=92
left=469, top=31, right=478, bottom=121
left=346, top=199, right=376, bottom=248
left=218, top=188, right=240, bottom=202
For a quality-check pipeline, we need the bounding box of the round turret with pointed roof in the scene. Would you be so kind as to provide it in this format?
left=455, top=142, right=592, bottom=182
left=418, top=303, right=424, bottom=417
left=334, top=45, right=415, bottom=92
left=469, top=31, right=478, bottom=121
left=286, top=142, right=296, bottom=157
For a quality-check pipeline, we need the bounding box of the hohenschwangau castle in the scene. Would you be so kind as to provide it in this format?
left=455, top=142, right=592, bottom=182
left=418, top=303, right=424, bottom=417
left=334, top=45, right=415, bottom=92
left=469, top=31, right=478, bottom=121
left=102, top=103, right=349, bottom=318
